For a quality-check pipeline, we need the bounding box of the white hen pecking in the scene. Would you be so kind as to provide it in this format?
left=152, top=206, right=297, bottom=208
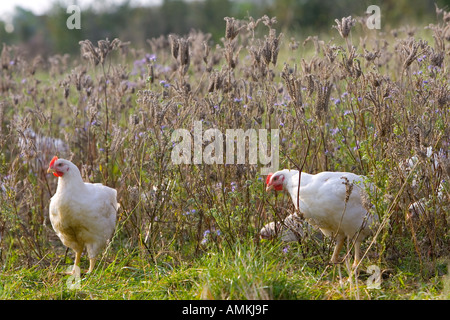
left=266, top=169, right=378, bottom=267
left=260, top=214, right=323, bottom=242
left=48, top=156, right=118, bottom=274
left=260, top=214, right=306, bottom=242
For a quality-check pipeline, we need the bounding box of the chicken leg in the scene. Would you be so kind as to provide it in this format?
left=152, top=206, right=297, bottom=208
left=330, top=234, right=346, bottom=264
left=87, top=258, right=96, bottom=273
left=352, top=240, right=362, bottom=269
left=66, top=249, right=82, bottom=276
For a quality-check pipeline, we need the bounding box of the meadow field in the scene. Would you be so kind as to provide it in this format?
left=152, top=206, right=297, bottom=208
left=0, top=11, right=449, bottom=300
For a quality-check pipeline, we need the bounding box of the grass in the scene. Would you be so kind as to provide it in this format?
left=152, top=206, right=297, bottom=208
left=1, top=240, right=449, bottom=299
left=0, top=11, right=449, bottom=300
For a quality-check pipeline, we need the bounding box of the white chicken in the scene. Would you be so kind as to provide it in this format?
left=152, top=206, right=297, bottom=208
left=260, top=214, right=323, bottom=242
left=47, top=156, right=118, bottom=274
left=18, top=128, right=70, bottom=173
left=265, top=169, right=378, bottom=267
left=407, top=182, right=448, bottom=220
left=260, top=214, right=306, bottom=242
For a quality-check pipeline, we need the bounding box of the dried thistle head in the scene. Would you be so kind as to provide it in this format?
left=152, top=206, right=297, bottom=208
left=303, top=36, right=323, bottom=55
left=261, top=15, right=277, bottom=28
left=322, top=43, right=341, bottom=64
left=261, top=39, right=272, bottom=66
left=79, top=38, right=120, bottom=66
left=412, top=124, right=426, bottom=161
left=398, top=38, right=429, bottom=70
left=314, top=80, right=332, bottom=120
left=270, top=29, right=283, bottom=66
left=178, top=37, right=190, bottom=67
left=289, top=37, right=299, bottom=51
left=334, top=16, right=356, bottom=39
left=259, top=29, right=283, bottom=67
left=364, top=49, right=381, bottom=62
left=435, top=3, right=444, bottom=17
left=430, top=49, right=444, bottom=67
left=443, top=10, right=450, bottom=23
left=97, top=38, right=121, bottom=64
left=224, top=17, right=243, bottom=41
left=281, top=63, right=302, bottom=109
left=361, top=192, right=372, bottom=212
left=246, top=16, right=262, bottom=38
left=168, top=35, right=190, bottom=75
left=169, top=34, right=179, bottom=60
left=340, top=176, right=354, bottom=203
left=435, top=85, right=449, bottom=107
left=79, top=40, right=100, bottom=65
left=202, top=41, right=210, bottom=65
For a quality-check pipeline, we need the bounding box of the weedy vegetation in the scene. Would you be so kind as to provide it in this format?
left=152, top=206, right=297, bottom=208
left=0, top=9, right=449, bottom=299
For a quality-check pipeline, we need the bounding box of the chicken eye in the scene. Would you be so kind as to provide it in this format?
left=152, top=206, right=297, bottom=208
left=58, top=163, right=63, bottom=167
left=273, top=177, right=277, bottom=181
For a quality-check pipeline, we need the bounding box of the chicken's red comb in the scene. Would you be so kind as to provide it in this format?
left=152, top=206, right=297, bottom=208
left=49, top=156, right=58, bottom=168
left=266, top=173, right=273, bottom=185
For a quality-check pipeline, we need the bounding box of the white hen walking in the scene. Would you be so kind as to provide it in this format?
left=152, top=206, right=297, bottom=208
left=48, top=156, right=118, bottom=274
left=266, top=169, right=377, bottom=267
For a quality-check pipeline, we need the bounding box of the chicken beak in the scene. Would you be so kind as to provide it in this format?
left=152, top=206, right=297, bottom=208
left=47, top=167, right=54, bottom=174
left=266, top=185, right=274, bottom=192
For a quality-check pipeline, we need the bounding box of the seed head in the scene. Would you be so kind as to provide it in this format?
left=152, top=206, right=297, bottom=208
left=334, top=16, right=356, bottom=39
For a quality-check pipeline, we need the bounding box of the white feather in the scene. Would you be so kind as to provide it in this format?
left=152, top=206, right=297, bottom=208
left=267, top=169, right=378, bottom=266
left=49, top=158, right=117, bottom=272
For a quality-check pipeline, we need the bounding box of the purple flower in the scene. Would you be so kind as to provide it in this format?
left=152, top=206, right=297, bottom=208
left=183, top=209, right=196, bottom=216
left=145, top=53, right=156, bottom=62
left=201, top=229, right=211, bottom=244
left=330, top=128, right=339, bottom=135
left=159, top=80, right=170, bottom=88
